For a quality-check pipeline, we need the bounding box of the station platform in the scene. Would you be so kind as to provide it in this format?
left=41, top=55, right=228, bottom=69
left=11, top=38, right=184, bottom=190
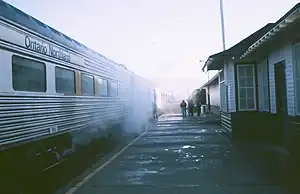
left=63, top=114, right=286, bottom=194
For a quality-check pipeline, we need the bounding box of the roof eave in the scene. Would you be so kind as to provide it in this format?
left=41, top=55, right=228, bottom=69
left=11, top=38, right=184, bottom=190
left=207, top=54, right=236, bottom=71
left=202, top=57, right=213, bottom=71
left=240, top=8, right=300, bottom=59
left=200, top=72, right=220, bottom=88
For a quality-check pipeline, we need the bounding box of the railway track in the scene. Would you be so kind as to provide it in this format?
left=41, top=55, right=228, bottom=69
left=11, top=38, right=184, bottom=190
left=17, top=135, right=119, bottom=194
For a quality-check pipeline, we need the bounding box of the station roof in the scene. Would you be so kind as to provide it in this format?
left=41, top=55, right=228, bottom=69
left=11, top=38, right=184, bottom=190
left=241, top=3, right=300, bottom=58
left=200, top=72, right=220, bottom=88
left=202, top=23, right=274, bottom=71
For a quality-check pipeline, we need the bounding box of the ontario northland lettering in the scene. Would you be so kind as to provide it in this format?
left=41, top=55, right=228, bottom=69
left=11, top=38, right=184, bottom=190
left=25, top=36, right=71, bottom=62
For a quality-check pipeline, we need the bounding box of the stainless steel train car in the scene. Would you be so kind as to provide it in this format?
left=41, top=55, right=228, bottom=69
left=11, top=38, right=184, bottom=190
left=0, top=0, right=155, bottom=191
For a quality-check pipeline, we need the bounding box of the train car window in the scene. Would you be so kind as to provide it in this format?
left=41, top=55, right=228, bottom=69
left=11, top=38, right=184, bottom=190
left=108, top=81, right=118, bottom=97
left=81, top=73, right=94, bottom=95
left=12, top=55, right=46, bottom=92
left=55, top=67, right=75, bottom=94
left=98, top=78, right=108, bottom=96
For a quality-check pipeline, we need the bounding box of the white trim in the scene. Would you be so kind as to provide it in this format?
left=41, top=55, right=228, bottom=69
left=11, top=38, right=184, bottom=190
left=257, top=59, right=270, bottom=112
left=241, top=8, right=300, bottom=58
left=263, top=60, right=270, bottom=111
left=293, top=43, right=300, bottom=115
left=220, top=82, right=228, bottom=112
left=236, top=64, right=257, bottom=111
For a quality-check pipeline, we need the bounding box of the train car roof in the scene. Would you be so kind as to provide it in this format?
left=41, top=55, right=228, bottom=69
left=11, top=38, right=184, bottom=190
left=0, top=0, right=127, bottom=69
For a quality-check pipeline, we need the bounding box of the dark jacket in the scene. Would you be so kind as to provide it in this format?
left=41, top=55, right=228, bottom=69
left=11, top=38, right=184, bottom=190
left=180, top=101, right=187, bottom=108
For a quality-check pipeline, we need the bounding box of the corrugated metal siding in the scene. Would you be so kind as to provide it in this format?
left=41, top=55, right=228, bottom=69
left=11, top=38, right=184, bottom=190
left=79, top=59, right=116, bottom=80
left=0, top=18, right=157, bottom=149
left=268, top=44, right=295, bottom=115
left=0, top=96, right=126, bottom=147
left=0, top=50, right=129, bottom=148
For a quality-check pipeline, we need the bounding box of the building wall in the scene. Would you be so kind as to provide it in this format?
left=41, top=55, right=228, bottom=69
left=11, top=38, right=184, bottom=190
left=268, top=43, right=296, bottom=116
left=257, top=58, right=270, bottom=112
left=221, top=61, right=236, bottom=113
left=207, top=80, right=220, bottom=106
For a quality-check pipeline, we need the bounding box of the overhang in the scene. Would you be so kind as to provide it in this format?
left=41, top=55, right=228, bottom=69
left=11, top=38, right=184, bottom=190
left=241, top=4, right=300, bottom=59
left=200, top=72, right=220, bottom=89
left=202, top=23, right=275, bottom=71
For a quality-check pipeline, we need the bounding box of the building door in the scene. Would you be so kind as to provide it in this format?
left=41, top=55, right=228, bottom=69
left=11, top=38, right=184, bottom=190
left=274, top=62, right=287, bottom=147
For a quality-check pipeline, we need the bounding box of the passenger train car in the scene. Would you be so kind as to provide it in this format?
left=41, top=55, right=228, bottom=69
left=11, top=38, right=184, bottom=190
left=0, top=0, right=155, bottom=191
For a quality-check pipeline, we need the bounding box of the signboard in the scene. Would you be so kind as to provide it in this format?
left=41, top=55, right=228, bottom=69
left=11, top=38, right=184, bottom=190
left=0, top=22, right=84, bottom=65
left=25, top=35, right=71, bottom=62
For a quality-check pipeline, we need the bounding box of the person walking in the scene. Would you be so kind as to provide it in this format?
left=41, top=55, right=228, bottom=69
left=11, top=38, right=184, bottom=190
left=180, top=100, right=187, bottom=117
left=152, top=102, right=158, bottom=120
left=188, top=100, right=194, bottom=117
left=196, top=100, right=201, bottom=116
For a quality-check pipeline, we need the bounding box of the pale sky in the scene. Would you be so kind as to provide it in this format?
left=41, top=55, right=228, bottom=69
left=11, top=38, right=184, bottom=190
left=4, top=0, right=300, bottom=95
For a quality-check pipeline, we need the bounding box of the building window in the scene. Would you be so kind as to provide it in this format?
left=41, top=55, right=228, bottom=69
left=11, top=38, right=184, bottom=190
left=108, top=81, right=118, bottom=97
left=55, top=67, right=75, bottom=94
left=81, top=73, right=94, bottom=95
left=237, top=64, right=256, bottom=111
left=12, top=55, right=46, bottom=92
left=98, top=78, right=108, bottom=96
left=294, top=45, right=300, bottom=114
left=257, top=59, right=270, bottom=111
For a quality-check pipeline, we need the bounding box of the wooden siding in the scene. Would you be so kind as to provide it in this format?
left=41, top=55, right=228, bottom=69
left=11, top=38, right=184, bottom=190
left=225, top=61, right=236, bottom=112
left=207, top=80, right=220, bottom=106
left=268, top=44, right=296, bottom=116
left=221, top=112, right=232, bottom=138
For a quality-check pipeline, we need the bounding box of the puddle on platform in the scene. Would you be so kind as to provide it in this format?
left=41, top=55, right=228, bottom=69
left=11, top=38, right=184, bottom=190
left=182, top=145, right=196, bottom=149
left=156, top=124, right=173, bottom=127
left=173, top=149, right=182, bottom=153
left=126, top=177, right=143, bottom=185
left=198, top=129, right=209, bottom=133
left=125, top=155, right=136, bottom=159
left=136, top=160, right=153, bottom=165
left=184, top=152, right=197, bottom=158
left=160, top=167, right=166, bottom=171
left=124, top=169, right=159, bottom=182
left=187, top=166, right=200, bottom=170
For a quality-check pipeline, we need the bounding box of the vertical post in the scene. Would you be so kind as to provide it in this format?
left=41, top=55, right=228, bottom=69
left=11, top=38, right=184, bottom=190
left=207, top=70, right=209, bottom=82
left=219, top=0, right=226, bottom=128
left=220, top=0, right=226, bottom=50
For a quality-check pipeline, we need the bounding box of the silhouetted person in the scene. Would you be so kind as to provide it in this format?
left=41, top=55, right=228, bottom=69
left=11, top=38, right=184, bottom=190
left=188, top=100, right=194, bottom=116
left=152, top=102, right=158, bottom=120
left=196, top=101, right=201, bottom=116
left=180, top=100, right=187, bottom=117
